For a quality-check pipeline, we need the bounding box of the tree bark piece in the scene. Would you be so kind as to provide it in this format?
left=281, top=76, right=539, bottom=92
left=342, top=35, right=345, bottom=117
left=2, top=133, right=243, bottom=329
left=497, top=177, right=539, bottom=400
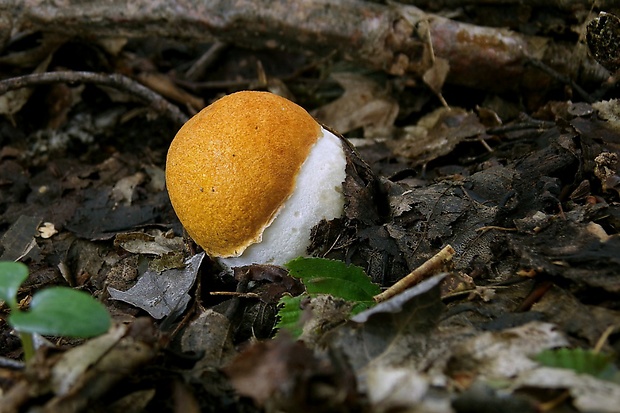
left=2, top=0, right=608, bottom=92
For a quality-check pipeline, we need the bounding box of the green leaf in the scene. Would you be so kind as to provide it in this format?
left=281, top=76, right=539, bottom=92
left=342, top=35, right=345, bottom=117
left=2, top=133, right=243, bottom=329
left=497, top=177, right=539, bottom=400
left=275, top=294, right=305, bottom=338
left=277, top=258, right=381, bottom=338
left=0, top=261, right=29, bottom=309
left=535, top=348, right=617, bottom=380
left=9, top=287, right=111, bottom=338
left=285, top=257, right=380, bottom=306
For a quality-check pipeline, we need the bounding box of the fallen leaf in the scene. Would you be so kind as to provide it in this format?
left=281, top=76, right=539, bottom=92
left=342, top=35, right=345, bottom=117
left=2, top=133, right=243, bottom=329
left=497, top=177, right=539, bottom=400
left=224, top=335, right=361, bottom=411
left=181, top=309, right=236, bottom=369
left=390, top=107, right=485, bottom=164
left=0, top=215, right=41, bottom=261
left=422, top=56, right=450, bottom=95
left=37, top=222, right=58, bottom=239
left=51, top=324, right=127, bottom=395
left=326, top=274, right=445, bottom=374
left=515, top=367, right=620, bottom=413
left=114, top=231, right=184, bottom=257
left=110, top=172, right=145, bottom=206
left=312, top=72, right=398, bottom=138
left=446, top=322, right=569, bottom=379
left=108, top=252, right=203, bottom=319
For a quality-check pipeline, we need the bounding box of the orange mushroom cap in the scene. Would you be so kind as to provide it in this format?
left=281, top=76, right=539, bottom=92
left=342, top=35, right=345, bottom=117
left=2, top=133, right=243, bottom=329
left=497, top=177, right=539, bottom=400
left=166, top=91, right=324, bottom=258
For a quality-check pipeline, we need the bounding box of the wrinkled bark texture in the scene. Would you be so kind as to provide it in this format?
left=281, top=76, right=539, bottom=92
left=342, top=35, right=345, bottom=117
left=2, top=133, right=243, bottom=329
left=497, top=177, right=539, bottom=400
left=1, top=0, right=608, bottom=91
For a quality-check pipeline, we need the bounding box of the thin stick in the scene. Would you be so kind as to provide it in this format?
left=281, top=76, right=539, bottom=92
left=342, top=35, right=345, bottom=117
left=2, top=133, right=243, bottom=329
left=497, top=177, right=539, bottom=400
left=0, top=71, right=188, bottom=126
left=374, top=244, right=455, bottom=303
left=209, top=291, right=260, bottom=299
left=184, top=41, right=227, bottom=81
left=593, top=325, right=615, bottom=353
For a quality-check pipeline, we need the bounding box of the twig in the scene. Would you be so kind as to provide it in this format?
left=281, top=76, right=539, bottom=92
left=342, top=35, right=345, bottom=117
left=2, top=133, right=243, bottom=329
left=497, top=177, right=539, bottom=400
left=0, top=356, right=25, bottom=370
left=486, top=117, right=556, bottom=135
left=209, top=291, right=260, bottom=299
left=0, top=71, right=188, bottom=126
left=516, top=280, right=553, bottom=311
left=184, top=41, right=228, bottom=81
left=538, top=391, right=571, bottom=412
left=475, top=225, right=517, bottom=233
left=527, top=58, right=595, bottom=103
left=374, top=244, right=455, bottom=303
left=593, top=325, right=615, bottom=353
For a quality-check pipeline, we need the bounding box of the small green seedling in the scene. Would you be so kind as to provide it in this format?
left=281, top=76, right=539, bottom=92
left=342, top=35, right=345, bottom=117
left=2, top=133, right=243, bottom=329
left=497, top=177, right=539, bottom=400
left=0, top=261, right=111, bottom=361
left=275, top=257, right=380, bottom=337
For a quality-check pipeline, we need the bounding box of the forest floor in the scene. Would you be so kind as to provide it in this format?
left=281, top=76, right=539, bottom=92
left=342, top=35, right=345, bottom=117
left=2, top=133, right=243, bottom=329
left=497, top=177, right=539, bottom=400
left=1, top=1, right=620, bottom=412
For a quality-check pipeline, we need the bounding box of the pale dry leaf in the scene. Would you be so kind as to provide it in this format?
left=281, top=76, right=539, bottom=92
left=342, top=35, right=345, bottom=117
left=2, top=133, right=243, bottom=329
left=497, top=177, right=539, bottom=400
left=422, top=57, right=450, bottom=95
left=366, top=367, right=429, bottom=408
left=448, top=322, right=569, bottom=379
left=312, top=72, right=398, bottom=138
left=114, top=231, right=183, bottom=256
left=37, top=222, right=58, bottom=239
left=51, top=324, right=127, bottom=395
left=593, top=99, right=620, bottom=133
left=108, top=252, right=203, bottom=320
left=515, top=367, right=620, bottom=413
left=111, top=172, right=145, bottom=206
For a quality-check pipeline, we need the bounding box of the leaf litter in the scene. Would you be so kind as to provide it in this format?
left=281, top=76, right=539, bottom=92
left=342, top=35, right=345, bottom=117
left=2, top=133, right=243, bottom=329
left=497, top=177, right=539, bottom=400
left=1, top=4, right=620, bottom=412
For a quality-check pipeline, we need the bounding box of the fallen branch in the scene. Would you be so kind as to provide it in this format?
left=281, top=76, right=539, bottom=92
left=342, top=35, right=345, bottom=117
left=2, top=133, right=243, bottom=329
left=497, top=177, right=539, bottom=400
left=0, top=71, right=188, bottom=125
left=2, top=0, right=608, bottom=92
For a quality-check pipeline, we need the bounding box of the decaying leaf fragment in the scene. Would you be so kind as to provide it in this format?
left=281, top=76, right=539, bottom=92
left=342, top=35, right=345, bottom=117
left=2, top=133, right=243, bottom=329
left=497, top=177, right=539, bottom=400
left=1, top=319, right=158, bottom=413
left=389, top=107, right=485, bottom=165
left=446, top=322, right=569, bottom=379
left=312, top=72, right=399, bottom=139
left=515, top=367, right=620, bottom=413
left=108, top=252, right=203, bottom=319
left=326, top=275, right=445, bottom=376
left=224, top=335, right=362, bottom=411
left=181, top=309, right=236, bottom=369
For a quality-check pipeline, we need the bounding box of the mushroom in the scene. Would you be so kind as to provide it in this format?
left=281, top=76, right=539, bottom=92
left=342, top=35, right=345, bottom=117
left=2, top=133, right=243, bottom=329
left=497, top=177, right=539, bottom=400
left=165, top=91, right=347, bottom=269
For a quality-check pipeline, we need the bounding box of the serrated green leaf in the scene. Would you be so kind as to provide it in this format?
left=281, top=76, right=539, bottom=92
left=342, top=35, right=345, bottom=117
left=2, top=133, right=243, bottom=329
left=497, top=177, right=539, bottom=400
left=0, top=261, right=29, bottom=309
left=285, top=257, right=380, bottom=304
left=276, top=258, right=381, bottom=338
left=9, top=287, right=111, bottom=338
left=535, top=348, right=617, bottom=379
left=275, top=294, right=305, bottom=338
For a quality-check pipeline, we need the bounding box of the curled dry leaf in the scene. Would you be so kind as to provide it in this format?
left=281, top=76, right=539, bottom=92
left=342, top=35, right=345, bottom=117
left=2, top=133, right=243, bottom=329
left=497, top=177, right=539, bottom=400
left=389, top=107, right=485, bottom=165
left=325, top=274, right=445, bottom=376
left=113, top=230, right=184, bottom=257
left=312, top=72, right=399, bottom=139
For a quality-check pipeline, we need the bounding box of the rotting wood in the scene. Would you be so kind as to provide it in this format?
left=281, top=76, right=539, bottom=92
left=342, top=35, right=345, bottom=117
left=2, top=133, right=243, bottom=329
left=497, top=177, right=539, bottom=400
left=0, top=0, right=608, bottom=92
